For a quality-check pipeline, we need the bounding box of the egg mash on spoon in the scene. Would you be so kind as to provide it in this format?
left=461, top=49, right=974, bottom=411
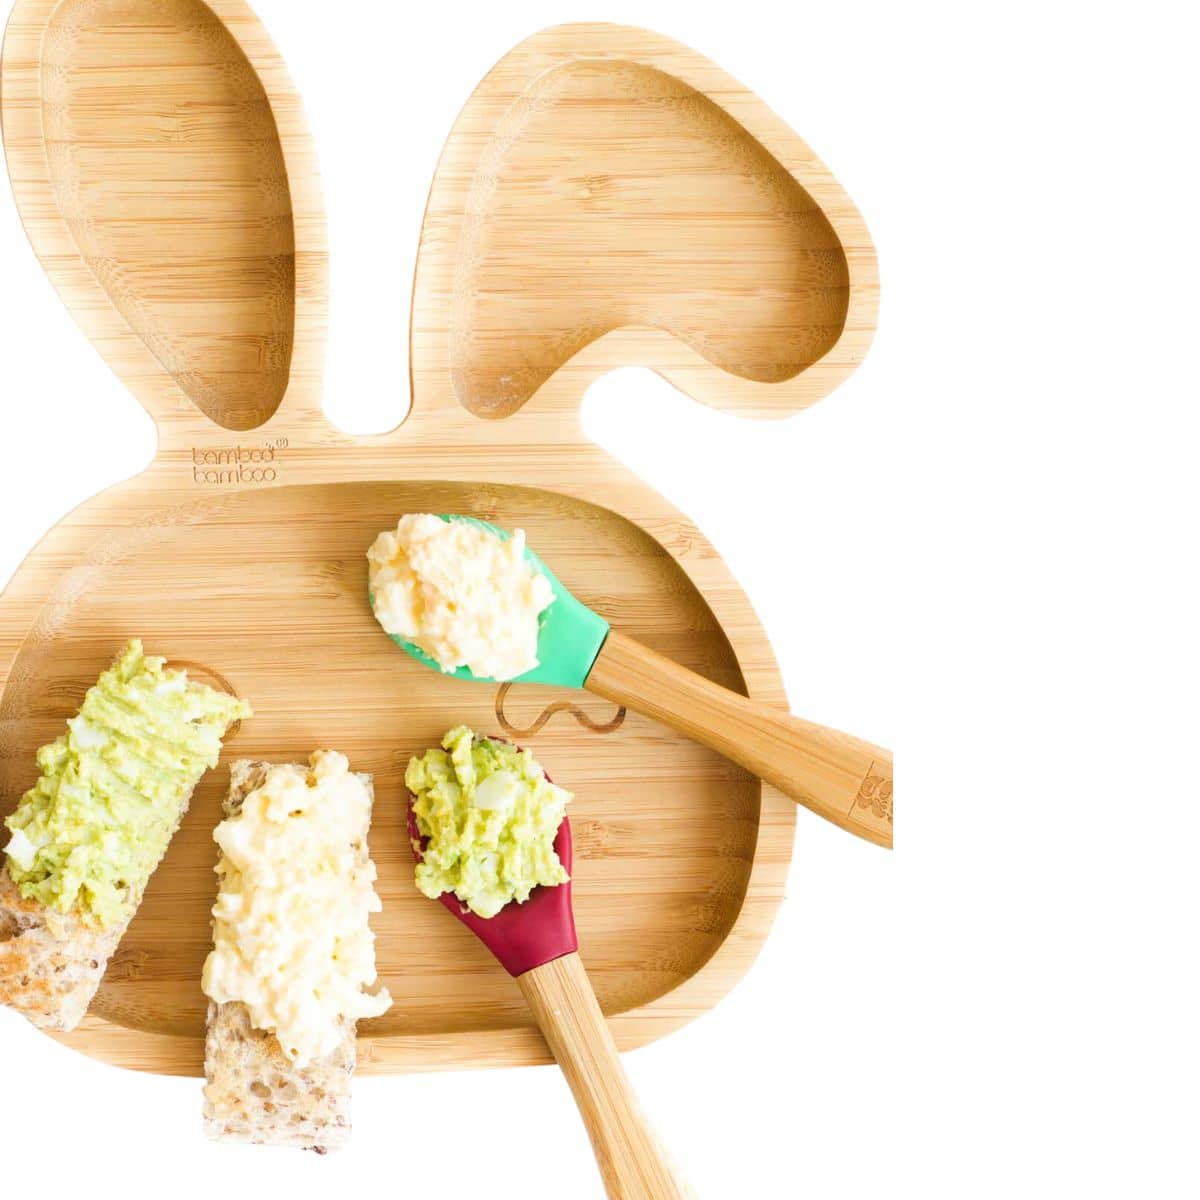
left=367, top=513, right=554, bottom=681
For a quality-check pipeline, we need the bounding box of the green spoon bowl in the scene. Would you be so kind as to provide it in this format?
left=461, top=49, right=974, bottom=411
left=369, top=514, right=609, bottom=688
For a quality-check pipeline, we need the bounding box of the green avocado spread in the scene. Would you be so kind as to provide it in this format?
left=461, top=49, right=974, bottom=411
left=406, top=725, right=570, bottom=918
left=3, top=640, right=251, bottom=928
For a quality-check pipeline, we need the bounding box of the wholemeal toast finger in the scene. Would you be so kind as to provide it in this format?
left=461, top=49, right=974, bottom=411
left=202, top=759, right=376, bottom=1153
left=0, top=641, right=248, bottom=1032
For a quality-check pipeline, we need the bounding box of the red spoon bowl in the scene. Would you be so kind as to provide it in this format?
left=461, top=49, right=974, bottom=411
left=406, top=795, right=577, bottom=976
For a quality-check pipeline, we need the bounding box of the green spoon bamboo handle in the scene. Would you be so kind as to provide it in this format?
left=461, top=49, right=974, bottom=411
left=518, top=952, right=694, bottom=1200
left=585, top=631, right=893, bottom=847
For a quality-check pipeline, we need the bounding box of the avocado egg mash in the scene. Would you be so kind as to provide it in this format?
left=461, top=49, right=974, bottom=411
left=2, top=640, right=250, bottom=929
left=407, top=725, right=570, bottom=918
left=201, top=752, right=392, bottom=1067
left=367, top=513, right=555, bottom=681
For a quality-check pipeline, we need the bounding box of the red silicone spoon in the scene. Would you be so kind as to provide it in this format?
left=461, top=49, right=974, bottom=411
left=409, top=773, right=690, bottom=1200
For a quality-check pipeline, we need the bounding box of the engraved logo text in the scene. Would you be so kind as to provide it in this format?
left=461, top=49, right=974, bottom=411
left=190, top=439, right=287, bottom=486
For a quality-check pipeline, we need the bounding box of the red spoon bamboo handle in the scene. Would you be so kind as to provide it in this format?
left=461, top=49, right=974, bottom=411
left=518, top=953, right=692, bottom=1200
left=586, top=630, right=893, bottom=847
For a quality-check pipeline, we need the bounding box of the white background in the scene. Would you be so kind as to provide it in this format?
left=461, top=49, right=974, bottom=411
left=1, top=1, right=1197, bottom=1196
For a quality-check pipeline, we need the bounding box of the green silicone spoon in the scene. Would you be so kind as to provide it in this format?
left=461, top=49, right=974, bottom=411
left=371, top=514, right=893, bottom=847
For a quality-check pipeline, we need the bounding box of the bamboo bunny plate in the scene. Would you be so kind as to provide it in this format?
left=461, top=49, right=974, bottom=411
left=0, top=1, right=883, bottom=1075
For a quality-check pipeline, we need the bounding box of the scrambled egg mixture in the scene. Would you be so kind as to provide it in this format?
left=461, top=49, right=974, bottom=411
left=3, top=640, right=250, bottom=928
left=201, top=751, right=392, bottom=1067
left=367, top=513, right=555, bottom=681
left=407, top=726, right=570, bottom=919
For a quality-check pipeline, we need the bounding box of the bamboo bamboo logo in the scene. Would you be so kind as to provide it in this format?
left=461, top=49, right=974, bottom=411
left=190, top=439, right=287, bottom=485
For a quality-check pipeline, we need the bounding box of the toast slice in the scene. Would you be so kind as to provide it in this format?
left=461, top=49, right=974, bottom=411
left=1, top=641, right=248, bottom=1032
left=202, top=760, right=375, bottom=1153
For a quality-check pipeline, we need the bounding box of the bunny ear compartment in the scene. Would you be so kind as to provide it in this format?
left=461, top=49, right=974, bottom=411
left=1, top=0, right=327, bottom=444
left=411, top=24, right=878, bottom=426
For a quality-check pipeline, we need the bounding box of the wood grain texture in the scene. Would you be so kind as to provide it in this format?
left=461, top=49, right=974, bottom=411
left=451, top=58, right=849, bottom=418
left=518, top=953, right=692, bottom=1200
left=40, top=0, right=296, bottom=431
left=588, top=631, right=893, bottom=847
left=0, top=8, right=882, bottom=1076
